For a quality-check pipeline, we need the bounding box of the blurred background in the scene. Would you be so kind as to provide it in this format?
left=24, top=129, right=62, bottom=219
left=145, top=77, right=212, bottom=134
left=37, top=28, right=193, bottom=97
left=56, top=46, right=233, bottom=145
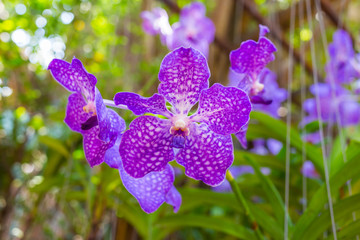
left=1, top=0, right=360, bottom=239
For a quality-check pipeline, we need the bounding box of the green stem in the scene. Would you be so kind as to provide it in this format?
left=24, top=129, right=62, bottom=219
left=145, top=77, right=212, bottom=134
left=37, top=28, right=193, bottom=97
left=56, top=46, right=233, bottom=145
left=226, top=170, right=263, bottom=240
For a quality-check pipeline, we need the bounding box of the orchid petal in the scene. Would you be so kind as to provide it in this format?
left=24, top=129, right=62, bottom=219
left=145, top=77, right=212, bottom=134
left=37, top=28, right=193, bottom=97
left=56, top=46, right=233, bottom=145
left=235, top=123, right=248, bottom=149
left=119, top=116, right=174, bottom=178
left=48, top=58, right=97, bottom=101
left=96, top=89, right=126, bottom=142
left=114, top=92, right=172, bottom=118
left=192, top=83, right=251, bottom=135
left=64, top=93, right=91, bottom=133
left=230, top=32, right=276, bottom=81
left=83, top=126, right=110, bottom=167
left=119, top=162, right=179, bottom=213
left=176, top=123, right=234, bottom=187
left=158, top=47, right=209, bottom=114
left=165, top=186, right=182, bottom=213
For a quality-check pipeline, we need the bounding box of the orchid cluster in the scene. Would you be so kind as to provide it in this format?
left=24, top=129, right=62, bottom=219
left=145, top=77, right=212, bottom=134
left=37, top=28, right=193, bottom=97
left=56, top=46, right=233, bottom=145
left=141, top=2, right=215, bottom=57
left=303, top=30, right=360, bottom=144
left=48, top=3, right=291, bottom=213
left=48, top=45, right=254, bottom=213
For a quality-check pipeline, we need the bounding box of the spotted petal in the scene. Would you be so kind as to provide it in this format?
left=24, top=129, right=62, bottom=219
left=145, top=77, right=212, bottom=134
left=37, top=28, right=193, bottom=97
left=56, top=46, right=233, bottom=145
left=64, top=93, right=91, bottom=133
left=96, top=89, right=126, bottom=143
left=120, top=116, right=174, bottom=178
left=120, top=162, right=178, bottom=213
left=176, top=123, right=234, bottom=187
left=230, top=32, right=276, bottom=81
left=48, top=58, right=97, bottom=101
left=235, top=123, right=248, bottom=149
left=191, top=83, right=251, bottom=135
left=114, top=92, right=172, bottom=118
left=158, top=47, right=210, bottom=114
left=104, top=136, right=122, bottom=169
left=165, top=186, right=182, bottom=213
left=83, top=126, right=111, bottom=167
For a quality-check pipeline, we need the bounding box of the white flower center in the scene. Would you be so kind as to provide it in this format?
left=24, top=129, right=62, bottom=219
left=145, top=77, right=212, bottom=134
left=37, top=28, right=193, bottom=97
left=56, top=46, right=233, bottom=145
left=83, top=101, right=96, bottom=116
left=170, top=118, right=190, bottom=136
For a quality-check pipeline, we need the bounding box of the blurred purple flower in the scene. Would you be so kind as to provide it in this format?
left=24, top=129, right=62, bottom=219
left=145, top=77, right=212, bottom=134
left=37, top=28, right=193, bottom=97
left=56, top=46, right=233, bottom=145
left=250, top=138, right=282, bottom=156
left=303, top=83, right=360, bottom=126
left=105, top=135, right=181, bottom=213
left=303, top=83, right=360, bottom=143
left=213, top=165, right=270, bottom=192
left=48, top=58, right=180, bottom=213
left=141, top=2, right=215, bottom=57
left=301, top=161, right=320, bottom=179
left=252, top=69, right=287, bottom=118
left=114, top=47, right=251, bottom=187
left=141, top=7, right=172, bottom=43
left=325, top=30, right=359, bottom=85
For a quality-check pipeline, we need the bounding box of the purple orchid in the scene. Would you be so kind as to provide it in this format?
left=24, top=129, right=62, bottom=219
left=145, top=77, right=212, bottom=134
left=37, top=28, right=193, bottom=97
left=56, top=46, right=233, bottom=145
left=48, top=58, right=181, bottom=213
left=229, top=25, right=277, bottom=100
left=251, top=69, right=287, bottom=118
left=250, top=138, right=283, bottom=156
left=114, top=47, right=251, bottom=187
left=141, top=2, right=215, bottom=57
left=303, top=83, right=360, bottom=143
left=301, top=160, right=320, bottom=179
left=304, top=83, right=360, bottom=126
left=229, top=25, right=280, bottom=148
left=325, top=30, right=359, bottom=85
left=141, top=7, right=172, bottom=44
left=105, top=135, right=181, bottom=213
left=48, top=58, right=124, bottom=167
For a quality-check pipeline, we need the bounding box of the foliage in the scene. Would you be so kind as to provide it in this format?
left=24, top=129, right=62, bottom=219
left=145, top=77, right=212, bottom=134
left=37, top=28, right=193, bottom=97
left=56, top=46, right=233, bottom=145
left=1, top=0, right=360, bottom=239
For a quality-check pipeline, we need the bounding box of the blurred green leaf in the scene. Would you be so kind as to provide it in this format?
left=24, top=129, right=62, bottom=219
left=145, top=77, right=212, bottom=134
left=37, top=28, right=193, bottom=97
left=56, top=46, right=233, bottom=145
left=156, top=214, right=256, bottom=239
left=300, top=193, right=360, bottom=240
left=248, top=111, right=324, bottom=175
left=245, top=155, right=291, bottom=229
left=291, top=141, right=360, bottom=239
left=39, top=135, right=69, bottom=158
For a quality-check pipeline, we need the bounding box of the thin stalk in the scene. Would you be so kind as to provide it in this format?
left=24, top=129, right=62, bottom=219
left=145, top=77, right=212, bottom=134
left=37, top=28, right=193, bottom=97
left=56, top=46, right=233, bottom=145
left=103, top=99, right=128, bottom=110
left=226, top=170, right=263, bottom=240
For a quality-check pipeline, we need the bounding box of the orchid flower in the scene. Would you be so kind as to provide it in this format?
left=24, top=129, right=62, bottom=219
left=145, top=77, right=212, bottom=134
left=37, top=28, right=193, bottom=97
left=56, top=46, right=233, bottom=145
left=229, top=25, right=284, bottom=148
left=114, top=47, right=251, bottom=186
left=141, top=2, right=215, bottom=57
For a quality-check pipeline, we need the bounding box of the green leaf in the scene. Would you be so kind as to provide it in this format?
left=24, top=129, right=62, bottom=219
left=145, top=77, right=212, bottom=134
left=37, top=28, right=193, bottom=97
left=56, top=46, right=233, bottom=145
left=234, top=150, right=285, bottom=170
left=248, top=111, right=324, bottom=175
left=325, top=219, right=360, bottom=240
left=179, top=188, right=282, bottom=238
left=39, top=135, right=69, bottom=158
left=245, top=155, right=291, bottom=229
left=156, top=214, right=256, bottom=239
left=303, top=120, right=321, bottom=133
left=291, top=141, right=360, bottom=239
left=300, top=193, right=360, bottom=240
left=111, top=194, right=148, bottom=238
left=248, top=202, right=284, bottom=239
left=179, top=188, right=243, bottom=213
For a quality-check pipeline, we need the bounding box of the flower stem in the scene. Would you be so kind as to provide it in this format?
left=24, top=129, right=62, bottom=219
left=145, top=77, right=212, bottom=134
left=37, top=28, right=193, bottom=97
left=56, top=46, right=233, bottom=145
left=226, top=170, right=263, bottom=240
left=103, top=99, right=128, bottom=110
